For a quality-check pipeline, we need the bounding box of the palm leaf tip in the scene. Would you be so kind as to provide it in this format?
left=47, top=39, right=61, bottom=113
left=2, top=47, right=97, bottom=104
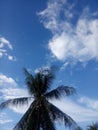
left=60, top=86, right=76, bottom=96
left=0, top=101, right=8, bottom=109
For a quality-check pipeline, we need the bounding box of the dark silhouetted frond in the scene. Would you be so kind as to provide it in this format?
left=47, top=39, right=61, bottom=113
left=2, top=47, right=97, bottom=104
left=24, top=68, right=37, bottom=95
left=0, top=97, right=33, bottom=109
left=46, top=86, right=76, bottom=99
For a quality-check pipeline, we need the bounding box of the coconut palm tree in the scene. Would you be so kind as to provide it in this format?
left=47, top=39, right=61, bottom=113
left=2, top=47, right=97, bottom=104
left=87, top=122, right=98, bottom=130
left=0, top=66, right=77, bottom=130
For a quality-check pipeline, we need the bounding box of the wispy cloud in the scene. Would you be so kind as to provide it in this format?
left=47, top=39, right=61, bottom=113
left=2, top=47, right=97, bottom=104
left=78, top=96, right=98, bottom=110
left=0, top=112, right=13, bottom=124
left=39, top=0, right=98, bottom=68
left=0, top=36, right=16, bottom=61
left=50, top=96, right=98, bottom=123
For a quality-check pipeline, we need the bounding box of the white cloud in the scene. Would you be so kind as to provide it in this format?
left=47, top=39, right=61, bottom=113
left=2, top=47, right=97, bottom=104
left=0, top=73, right=17, bottom=88
left=0, top=49, right=6, bottom=57
left=39, top=0, right=98, bottom=66
left=0, top=37, right=13, bottom=50
left=7, top=55, right=16, bottom=61
left=0, top=118, right=12, bottom=124
left=0, top=36, right=15, bottom=61
left=0, top=88, right=29, bottom=100
left=0, top=119, right=12, bottom=124
left=39, top=0, right=70, bottom=34
left=8, top=55, right=14, bottom=61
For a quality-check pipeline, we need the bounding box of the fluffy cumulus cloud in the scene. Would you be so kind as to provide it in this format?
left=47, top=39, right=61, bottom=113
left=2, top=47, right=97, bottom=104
left=0, top=36, right=15, bottom=61
left=0, top=73, right=17, bottom=88
left=39, top=0, right=98, bottom=66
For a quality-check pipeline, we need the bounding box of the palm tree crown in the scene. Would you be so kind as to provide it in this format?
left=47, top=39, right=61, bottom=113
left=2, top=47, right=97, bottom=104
left=0, top=66, right=77, bottom=130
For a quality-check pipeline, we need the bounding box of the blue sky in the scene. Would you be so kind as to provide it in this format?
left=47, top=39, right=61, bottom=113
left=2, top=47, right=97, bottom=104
left=0, top=0, right=98, bottom=129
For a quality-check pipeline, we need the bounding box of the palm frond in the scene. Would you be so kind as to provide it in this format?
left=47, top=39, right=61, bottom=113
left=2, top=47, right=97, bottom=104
left=0, top=97, right=33, bottom=109
left=46, top=86, right=76, bottom=99
left=48, top=102, right=77, bottom=129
